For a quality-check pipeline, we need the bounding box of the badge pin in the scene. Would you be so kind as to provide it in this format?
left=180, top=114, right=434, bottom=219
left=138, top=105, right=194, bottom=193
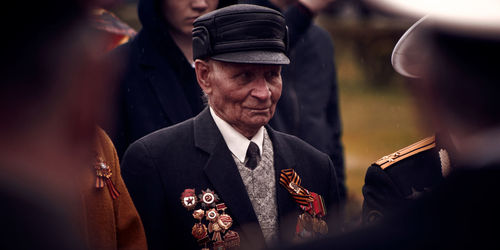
left=181, top=189, right=198, bottom=210
left=199, top=189, right=219, bottom=208
left=94, top=157, right=119, bottom=200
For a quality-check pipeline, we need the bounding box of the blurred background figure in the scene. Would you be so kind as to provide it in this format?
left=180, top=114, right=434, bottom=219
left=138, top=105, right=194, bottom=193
left=91, top=8, right=137, bottom=52
left=85, top=8, right=147, bottom=250
left=108, top=0, right=237, bottom=157
left=0, top=0, right=122, bottom=249
left=240, top=0, right=347, bottom=202
left=361, top=16, right=460, bottom=224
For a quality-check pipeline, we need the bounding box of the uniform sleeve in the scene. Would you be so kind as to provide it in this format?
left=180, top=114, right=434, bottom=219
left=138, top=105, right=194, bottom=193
left=121, top=140, right=169, bottom=250
left=361, top=165, right=404, bottom=225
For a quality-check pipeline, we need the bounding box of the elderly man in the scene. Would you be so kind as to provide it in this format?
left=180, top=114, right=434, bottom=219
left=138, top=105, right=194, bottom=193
left=122, top=4, right=341, bottom=250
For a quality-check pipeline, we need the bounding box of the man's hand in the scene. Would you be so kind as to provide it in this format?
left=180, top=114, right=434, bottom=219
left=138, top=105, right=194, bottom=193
left=298, top=0, right=336, bottom=15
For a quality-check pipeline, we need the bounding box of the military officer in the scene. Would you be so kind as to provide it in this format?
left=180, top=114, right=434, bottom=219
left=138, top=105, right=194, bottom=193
left=361, top=17, right=462, bottom=225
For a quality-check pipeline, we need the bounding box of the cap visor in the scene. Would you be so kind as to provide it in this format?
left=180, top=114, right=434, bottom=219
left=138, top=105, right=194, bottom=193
left=211, top=50, right=290, bottom=65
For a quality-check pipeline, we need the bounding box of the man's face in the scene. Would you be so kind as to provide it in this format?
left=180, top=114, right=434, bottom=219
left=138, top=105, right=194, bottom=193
left=163, top=0, right=219, bottom=37
left=204, top=60, right=282, bottom=137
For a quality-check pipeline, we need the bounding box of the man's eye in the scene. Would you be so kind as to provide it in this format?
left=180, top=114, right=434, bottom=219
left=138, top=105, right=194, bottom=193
left=235, top=72, right=252, bottom=82
left=266, top=71, right=280, bottom=81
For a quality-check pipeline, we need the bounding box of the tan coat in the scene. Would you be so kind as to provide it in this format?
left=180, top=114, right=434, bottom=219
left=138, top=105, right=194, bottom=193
left=81, top=127, right=147, bottom=250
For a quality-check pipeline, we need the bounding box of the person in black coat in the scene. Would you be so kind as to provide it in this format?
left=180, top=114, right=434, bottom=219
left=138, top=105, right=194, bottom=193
left=282, top=6, right=500, bottom=250
left=110, top=0, right=236, bottom=157
left=122, top=5, right=342, bottom=249
left=241, top=0, right=346, bottom=199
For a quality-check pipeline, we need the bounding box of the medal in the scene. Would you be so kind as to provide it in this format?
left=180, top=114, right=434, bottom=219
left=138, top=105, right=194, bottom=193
left=223, top=230, right=240, bottom=249
left=218, top=214, right=233, bottom=231
left=199, top=188, right=219, bottom=208
left=94, top=156, right=120, bottom=200
left=192, top=223, right=208, bottom=240
left=193, top=209, right=205, bottom=221
left=181, top=189, right=198, bottom=210
left=280, top=169, right=329, bottom=240
left=180, top=188, right=239, bottom=249
left=213, top=240, right=225, bottom=250
left=206, top=208, right=219, bottom=222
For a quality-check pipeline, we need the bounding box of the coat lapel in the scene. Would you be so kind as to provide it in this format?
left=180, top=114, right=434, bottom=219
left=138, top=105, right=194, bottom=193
left=266, top=127, right=301, bottom=242
left=137, top=32, right=193, bottom=124
left=193, top=109, right=266, bottom=248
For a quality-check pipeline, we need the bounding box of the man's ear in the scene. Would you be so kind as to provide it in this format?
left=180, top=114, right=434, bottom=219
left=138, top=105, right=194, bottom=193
left=195, top=59, right=212, bottom=95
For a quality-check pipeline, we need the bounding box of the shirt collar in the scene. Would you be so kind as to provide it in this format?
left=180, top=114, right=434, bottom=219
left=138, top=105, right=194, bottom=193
left=210, top=107, right=264, bottom=163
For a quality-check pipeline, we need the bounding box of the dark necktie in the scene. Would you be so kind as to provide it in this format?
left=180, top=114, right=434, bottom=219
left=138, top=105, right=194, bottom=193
left=245, top=141, right=260, bottom=170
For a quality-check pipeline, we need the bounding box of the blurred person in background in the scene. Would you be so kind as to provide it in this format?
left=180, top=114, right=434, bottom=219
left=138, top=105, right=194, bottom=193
left=361, top=18, right=460, bottom=224
left=109, top=0, right=236, bottom=157
left=283, top=0, right=500, bottom=248
left=83, top=9, right=147, bottom=250
left=240, top=0, right=346, bottom=201
left=0, top=0, right=121, bottom=249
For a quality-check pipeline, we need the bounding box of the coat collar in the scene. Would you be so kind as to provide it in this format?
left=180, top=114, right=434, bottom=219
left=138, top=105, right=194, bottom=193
left=193, top=108, right=300, bottom=245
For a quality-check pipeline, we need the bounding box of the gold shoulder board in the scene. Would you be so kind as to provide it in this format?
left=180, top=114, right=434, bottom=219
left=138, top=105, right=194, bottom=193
left=374, top=136, right=436, bottom=170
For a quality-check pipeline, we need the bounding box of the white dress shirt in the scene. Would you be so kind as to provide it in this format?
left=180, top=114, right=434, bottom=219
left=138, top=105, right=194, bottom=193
left=210, top=107, right=264, bottom=163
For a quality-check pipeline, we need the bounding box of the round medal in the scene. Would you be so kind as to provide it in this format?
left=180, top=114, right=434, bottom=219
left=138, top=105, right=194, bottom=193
left=192, top=223, right=208, bottom=240
left=299, top=212, right=314, bottom=231
left=199, top=189, right=219, bottom=208
left=180, top=189, right=198, bottom=210
left=206, top=208, right=219, bottom=222
left=224, top=230, right=240, bottom=248
left=217, top=214, right=233, bottom=230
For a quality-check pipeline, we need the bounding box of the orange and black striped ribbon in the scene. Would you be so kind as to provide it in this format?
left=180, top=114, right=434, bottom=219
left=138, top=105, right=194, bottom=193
left=279, top=169, right=313, bottom=206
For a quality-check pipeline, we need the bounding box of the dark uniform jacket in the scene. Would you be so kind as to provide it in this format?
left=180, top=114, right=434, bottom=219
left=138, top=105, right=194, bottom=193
left=362, top=135, right=452, bottom=224
left=121, top=108, right=341, bottom=250
left=241, top=0, right=346, bottom=199
left=286, top=162, right=500, bottom=250
left=109, top=0, right=235, bottom=158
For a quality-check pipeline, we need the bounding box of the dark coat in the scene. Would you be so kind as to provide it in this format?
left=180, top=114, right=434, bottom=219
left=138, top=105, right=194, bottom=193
left=286, top=163, right=500, bottom=250
left=109, top=0, right=206, bottom=157
left=121, top=108, right=341, bottom=250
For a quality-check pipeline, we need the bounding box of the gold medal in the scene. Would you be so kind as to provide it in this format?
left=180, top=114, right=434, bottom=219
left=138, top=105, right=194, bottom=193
left=94, top=156, right=119, bottom=200
left=299, top=212, right=314, bottom=232
left=206, top=208, right=219, bottom=222
left=209, top=222, right=223, bottom=242
left=192, top=223, right=208, bottom=240
left=223, top=230, right=240, bottom=249
left=217, top=214, right=233, bottom=231
left=193, top=209, right=205, bottom=221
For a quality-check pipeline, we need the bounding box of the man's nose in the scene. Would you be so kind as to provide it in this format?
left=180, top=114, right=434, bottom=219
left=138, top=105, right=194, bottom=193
left=251, top=78, right=271, bottom=100
left=191, top=0, right=209, bottom=11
